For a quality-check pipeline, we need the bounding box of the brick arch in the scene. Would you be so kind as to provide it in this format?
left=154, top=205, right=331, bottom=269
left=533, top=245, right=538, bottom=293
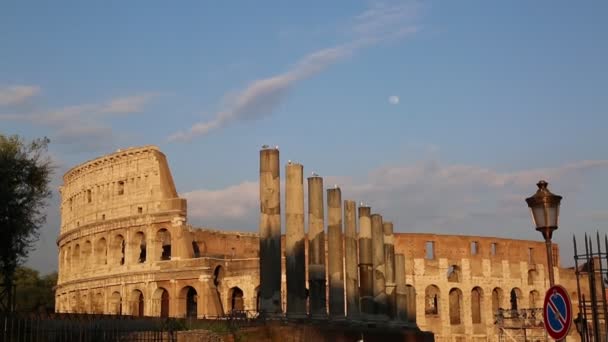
left=425, top=285, right=440, bottom=315
left=471, top=286, right=484, bottom=324
left=72, top=243, right=81, bottom=272
left=449, top=287, right=463, bottom=325
left=110, top=234, right=125, bottom=266
left=152, top=287, right=170, bottom=318
left=130, top=231, right=146, bottom=264
left=178, top=285, right=198, bottom=318
left=94, top=237, right=107, bottom=265
left=156, top=228, right=171, bottom=260
left=492, top=287, right=504, bottom=313
left=82, top=240, right=92, bottom=267
left=129, top=289, right=145, bottom=316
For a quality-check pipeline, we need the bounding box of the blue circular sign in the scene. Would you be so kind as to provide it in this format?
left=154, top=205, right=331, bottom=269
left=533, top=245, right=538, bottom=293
left=543, top=285, right=572, bottom=340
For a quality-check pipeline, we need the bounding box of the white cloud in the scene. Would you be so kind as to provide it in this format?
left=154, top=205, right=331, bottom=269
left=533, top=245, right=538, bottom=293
left=0, top=85, right=40, bottom=105
left=168, top=2, right=420, bottom=142
left=389, top=95, right=400, bottom=104
left=0, top=91, right=160, bottom=152
left=182, top=158, right=608, bottom=242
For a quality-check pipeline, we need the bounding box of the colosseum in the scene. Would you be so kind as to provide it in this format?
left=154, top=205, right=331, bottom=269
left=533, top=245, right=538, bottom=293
left=55, top=145, right=587, bottom=341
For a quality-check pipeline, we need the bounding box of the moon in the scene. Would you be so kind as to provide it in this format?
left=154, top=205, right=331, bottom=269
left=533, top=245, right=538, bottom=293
left=388, top=95, right=400, bottom=105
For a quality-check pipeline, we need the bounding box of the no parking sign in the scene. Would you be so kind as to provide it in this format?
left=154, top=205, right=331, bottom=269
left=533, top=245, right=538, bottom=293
left=543, top=285, right=572, bottom=340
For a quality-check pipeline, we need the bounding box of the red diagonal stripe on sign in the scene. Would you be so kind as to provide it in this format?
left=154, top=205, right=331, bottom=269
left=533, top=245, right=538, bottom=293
left=548, top=294, right=567, bottom=328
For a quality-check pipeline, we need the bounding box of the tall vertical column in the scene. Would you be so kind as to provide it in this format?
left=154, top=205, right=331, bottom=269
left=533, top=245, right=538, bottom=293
left=344, top=200, right=359, bottom=318
left=358, top=206, right=374, bottom=315
left=259, top=147, right=282, bottom=314
left=327, top=187, right=345, bottom=318
left=383, top=221, right=396, bottom=320
left=307, top=176, right=326, bottom=318
left=285, top=162, right=306, bottom=317
left=371, top=214, right=387, bottom=316
left=395, top=253, right=407, bottom=321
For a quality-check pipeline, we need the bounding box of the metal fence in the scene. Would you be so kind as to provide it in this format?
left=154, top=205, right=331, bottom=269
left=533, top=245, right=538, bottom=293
left=573, top=232, right=608, bottom=342
left=1, top=312, right=178, bottom=342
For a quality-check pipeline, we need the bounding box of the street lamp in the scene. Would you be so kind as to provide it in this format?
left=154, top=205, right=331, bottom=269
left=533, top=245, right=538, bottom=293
left=525, top=180, right=562, bottom=286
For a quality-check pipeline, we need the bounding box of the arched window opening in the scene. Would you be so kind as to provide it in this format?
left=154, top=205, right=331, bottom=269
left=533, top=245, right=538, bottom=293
left=95, top=238, right=107, bottom=265
left=510, top=288, right=521, bottom=311
left=529, top=290, right=540, bottom=308
left=82, top=241, right=92, bottom=267
left=157, top=229, right=171, bottom=260
left=213, top=265, right=223, bottom=288
left=492, top=288, right=503, bottom=314
left=425, top=285, right=440, bottom=315
left=94, top=293, right=103, bottom=313
left=192, top=241, right=201, bottom=258
left=449, top=288, right=463, bottom=325
left=111, top=235, right=125, bottom=265
left=447, top=265, right=460, bottom=283
left=130, top=290, right=144, bottom=317
left=132, top=232, right=146, bottom=263
left=185, top=287, right=197, bottom=318
left=73, top=244, right=81, bottom=271
left=110, top=291, right=122, bottom=315
left=118, top=181, right=124, bottom=195
left=153, top=288, right=170, bottom=318
left=528, top=269, right=538, bottom=285
left=230, top=287, right=244, bottom=313
left=471, top=287, right=483, bottom=324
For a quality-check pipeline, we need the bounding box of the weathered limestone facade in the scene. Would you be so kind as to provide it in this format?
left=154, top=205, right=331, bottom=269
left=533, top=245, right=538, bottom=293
left=56, top=145, right=583, bottom=341
left=55, top=146, right=259, bottom=318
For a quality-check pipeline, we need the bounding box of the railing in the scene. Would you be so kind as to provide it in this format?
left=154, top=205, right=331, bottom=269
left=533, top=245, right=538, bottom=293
left=1, top=312, right=178, bottom=342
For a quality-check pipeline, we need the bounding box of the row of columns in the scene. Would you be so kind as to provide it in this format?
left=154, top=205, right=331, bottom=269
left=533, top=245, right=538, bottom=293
left=259, top=147, right=412, bottom=322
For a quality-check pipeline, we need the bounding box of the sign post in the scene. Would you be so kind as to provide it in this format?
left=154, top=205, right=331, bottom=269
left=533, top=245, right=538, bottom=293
left=543, top=285, right=572, bottom=341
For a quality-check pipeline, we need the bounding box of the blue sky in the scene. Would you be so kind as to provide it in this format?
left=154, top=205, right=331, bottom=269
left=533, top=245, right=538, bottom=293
left=1, top=0, right=607, bottom=273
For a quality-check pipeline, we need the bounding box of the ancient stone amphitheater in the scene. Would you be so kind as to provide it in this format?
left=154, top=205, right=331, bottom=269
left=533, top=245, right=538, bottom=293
left=55, top=145, right=581, bottom=341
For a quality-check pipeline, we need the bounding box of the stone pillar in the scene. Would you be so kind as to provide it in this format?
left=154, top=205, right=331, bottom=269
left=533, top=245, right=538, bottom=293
left=327, top=187, right=344, bottom=318
left=259, top=147, right=282, bottom=314
left=384, top=221, right=396, bottom=320
left=358, top=206, right=374, bottom=315
left=285, top=162, right=306, bottom=317
left=407, top=285, right=417, bottom=323
left=344, top=200, right=359, bottom=318
left=307, top=176, right=326, bottom=318
left=371, top=213, right=387, bottom=316
left=395, top=253, right=407, bottom=321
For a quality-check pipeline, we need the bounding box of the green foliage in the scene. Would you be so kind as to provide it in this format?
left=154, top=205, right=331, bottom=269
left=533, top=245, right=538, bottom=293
left=4, top=266, right=57, bottom=312
left=0, top=134, right=53, bottom=311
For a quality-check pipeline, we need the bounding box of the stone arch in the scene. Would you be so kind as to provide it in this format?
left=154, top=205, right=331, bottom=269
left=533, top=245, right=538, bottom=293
left=229, top=287, right=244, bottom=313
left=471, top=286, right=484, bottom=324
left=152, top=287, right=170, bottom=318
left=131, top=231, right=146, bottom=264
left=109, top=291, right=122, bottom=315
left=529, top=290, right=540, bottom=308
left=82, top=241, right=92, bottom=268
left=528, top=269, right=538, bottom=285
left=424, top=285, right=440, bottom=315
left=179, top=286, right=198, bottom=318
left=93, top=292, right=104, bottom=313
left=156, top=228, right=171, bottom=260
left=63, top=246, right=71, bottom=276
left=111, top=234, right=125, bottom=266
left=130, top=289, right=145, bottom=317
left=72, top=244, right=81, bottom=271
left=95, top=237, right=107, bottom=265
left=510, top=288, right=522, bottom=311
left=213, top=265, right=224, bottom=287
left=192, top=241, right=201, bottom=258
left=492, top=287, right=503, bottom=313
left=449, top=288, right=463, bottom=325
left=447, top=265, right=461, bottom=283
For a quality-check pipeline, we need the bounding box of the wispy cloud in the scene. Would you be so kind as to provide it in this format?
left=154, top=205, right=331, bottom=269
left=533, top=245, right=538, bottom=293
left=183, top=157, right=608, bottom=241
left=168, top=1, right=420, bottom=142
left=0, top=91, right=160, bottom=152
left=0, top=85, right=40, bottom=105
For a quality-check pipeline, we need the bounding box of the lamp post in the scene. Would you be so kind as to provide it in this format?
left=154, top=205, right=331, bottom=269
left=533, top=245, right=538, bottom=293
left=574, top=312, right=587, bottom=341
left=525, top=180, right=562, bottom=287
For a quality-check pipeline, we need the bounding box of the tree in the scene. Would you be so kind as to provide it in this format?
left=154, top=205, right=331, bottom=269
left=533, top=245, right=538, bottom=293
left=0, top=135, right=52, bottom=312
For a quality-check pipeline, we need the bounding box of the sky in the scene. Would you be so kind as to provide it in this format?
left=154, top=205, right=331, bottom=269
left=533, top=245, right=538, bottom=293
left=1, top=0, right=607, bottom=274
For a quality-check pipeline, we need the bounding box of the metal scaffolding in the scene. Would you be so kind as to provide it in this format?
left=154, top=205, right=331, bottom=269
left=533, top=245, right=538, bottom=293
left=495, top=308, right=547, bottom=342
